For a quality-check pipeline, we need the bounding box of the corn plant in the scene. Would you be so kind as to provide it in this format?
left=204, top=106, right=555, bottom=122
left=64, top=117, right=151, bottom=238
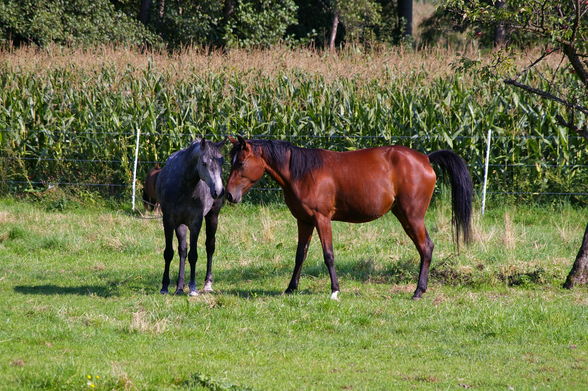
left=0, top=57, right=586, bottom=203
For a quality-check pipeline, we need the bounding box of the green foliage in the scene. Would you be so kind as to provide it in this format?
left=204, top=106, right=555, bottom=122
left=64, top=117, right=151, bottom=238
left=440, top=0, right=587, bottom=146
left=337, top=0, right=384, bottom=44
left=223, top=0, right=298, bottom=48
left=440, top=0, right=588, bottom=51
left=0, top=0, right=427, bottom=49
left=290, top=0, right=397, bottom=47
left=0, top=0, right=160, bottom=47
left=154, top=1, right=224, bottom=47
left=0, top=59, right=586, bottom=202
left=418, top=6, right=470, bottom=48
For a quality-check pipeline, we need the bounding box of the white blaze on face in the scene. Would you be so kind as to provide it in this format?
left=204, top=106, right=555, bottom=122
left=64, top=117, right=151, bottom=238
left=210, top=163, right=224, bottom=197
left=196, top=144, right=224, bottom=198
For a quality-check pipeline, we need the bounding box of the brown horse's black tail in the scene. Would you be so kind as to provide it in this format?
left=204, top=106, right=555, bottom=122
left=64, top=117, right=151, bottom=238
left=142, top=187, right=152, bottom=211
left=428, top=150, right=473, bottom=246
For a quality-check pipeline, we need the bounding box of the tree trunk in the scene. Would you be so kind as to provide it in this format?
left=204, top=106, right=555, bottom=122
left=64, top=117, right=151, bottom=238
left=494, top=1, right=506, bottom=46
left=564, top=223, right=588, bottom=288
left=397, top=0, right=413, bottom=37
left=139, top=0, right=152, bottom=25
left=158, top=0, right=165, bottom=20
left=329, top=11, right=339, bottom=51
left=563, top=44, right=588, bottom=85
left=223, top=0, right=235, bottom=20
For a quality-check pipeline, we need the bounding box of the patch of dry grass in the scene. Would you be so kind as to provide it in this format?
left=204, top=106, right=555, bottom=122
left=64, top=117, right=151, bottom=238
left=502, top=211, right=516, bottom=250
left=129, top=309, right=169, bottom=334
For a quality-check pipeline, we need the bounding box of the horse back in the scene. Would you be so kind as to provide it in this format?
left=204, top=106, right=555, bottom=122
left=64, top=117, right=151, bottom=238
left=292, top=146, right=436, bottom=222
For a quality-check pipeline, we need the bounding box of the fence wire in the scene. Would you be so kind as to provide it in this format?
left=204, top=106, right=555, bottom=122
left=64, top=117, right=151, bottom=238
left=2, top=131, right=587, bottom=201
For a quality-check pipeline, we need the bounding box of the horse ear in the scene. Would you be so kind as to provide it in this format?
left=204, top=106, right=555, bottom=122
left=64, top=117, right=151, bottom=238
left=217, top=137, right=229, bottom=148
left=236, top=135, right=251, bottom=151
left=200, top=138, right=207, bottom=150
left=228, top=136, right=238, bottom=145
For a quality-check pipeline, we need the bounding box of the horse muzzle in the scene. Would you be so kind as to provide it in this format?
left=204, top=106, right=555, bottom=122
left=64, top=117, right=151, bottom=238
left=211, top=188, right=225, bottom=200
left=225, top=190, right=241, bottom=203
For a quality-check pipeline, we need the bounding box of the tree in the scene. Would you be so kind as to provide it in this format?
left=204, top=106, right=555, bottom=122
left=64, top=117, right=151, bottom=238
left=0, top=0, right=160, bottom=46
left=444, top=0, right=588, bottom=287
left=221, top=0, right=298, bottom=48
left=139, top=0, right=152, bottom=24
left=326, top=0, right=383, bottom=49
left=329, top=4, right=340, bottom=50
left=397, top=0, right=412, bottom=37
left=493, top=0, right=505, bottom=46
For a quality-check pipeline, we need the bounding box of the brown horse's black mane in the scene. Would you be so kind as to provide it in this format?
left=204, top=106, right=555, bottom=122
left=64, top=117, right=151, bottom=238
left=231, top=139, right=323, bottom=181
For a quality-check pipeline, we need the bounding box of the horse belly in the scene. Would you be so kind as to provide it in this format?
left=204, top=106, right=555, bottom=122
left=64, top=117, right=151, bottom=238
left=332, top=179, right=395, bottom=223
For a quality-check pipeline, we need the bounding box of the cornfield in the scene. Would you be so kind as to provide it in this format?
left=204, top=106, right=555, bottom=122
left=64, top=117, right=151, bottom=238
left=0, top=47, right=586, bottom=203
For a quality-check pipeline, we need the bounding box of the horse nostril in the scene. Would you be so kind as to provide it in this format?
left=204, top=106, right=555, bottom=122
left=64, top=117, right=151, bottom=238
left=226, top=192, right=234, bottom=202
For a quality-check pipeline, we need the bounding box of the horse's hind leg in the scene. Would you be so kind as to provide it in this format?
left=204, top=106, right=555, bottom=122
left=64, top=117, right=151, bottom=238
left=314, top=214, right=340, bottom=300
left=187, top=216, right=204, bottom=296
left=161, top=220, right=174, bottom=294
left=203, top=208, right=220, bottom=292
left=392, top=203, right=434, bottom=299
left=174, top=224, right=188, bottom=295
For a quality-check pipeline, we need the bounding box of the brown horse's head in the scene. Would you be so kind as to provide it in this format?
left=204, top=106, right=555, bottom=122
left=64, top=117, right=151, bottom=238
left=226, top=136, right=266, bottom=203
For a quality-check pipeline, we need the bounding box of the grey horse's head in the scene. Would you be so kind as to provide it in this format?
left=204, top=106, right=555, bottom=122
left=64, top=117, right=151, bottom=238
left=192, top=139, right=226, bottom=199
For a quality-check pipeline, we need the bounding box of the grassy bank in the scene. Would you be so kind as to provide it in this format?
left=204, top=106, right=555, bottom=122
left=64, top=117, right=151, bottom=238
left=0, top=198, right=586, bottom=390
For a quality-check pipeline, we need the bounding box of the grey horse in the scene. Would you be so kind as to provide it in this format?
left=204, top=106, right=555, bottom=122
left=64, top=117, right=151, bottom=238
left=156, top=138, right=226, bottom=296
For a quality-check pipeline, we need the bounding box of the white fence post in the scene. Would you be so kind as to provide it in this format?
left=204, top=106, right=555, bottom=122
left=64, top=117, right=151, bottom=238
left=481, top=128, right=492, bottom=216
left=131, top=127, right=141, bottom=211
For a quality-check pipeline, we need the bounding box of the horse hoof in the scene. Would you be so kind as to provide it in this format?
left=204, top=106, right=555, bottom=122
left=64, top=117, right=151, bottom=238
left=160, top=289, right=168, bottom=295
left=412, top=292, right=423, bottom=300
left=203, top=281, right=213, bottom=293
left=330, top=291, right=340, bottom=301
left=189, top=290, right=199, bottom=297
left=174, top=289, right=185, bottom=296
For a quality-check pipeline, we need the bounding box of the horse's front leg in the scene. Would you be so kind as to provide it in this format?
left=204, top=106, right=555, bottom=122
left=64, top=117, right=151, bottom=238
left=203, top=208, right=220, bottom=293
left=187, top=216, right=204, bottom=296
left=285, top=220, right=314, bottom=294
left=174, top=224, right=188, bottom=295
left=314, top=214, right=340, bottom=300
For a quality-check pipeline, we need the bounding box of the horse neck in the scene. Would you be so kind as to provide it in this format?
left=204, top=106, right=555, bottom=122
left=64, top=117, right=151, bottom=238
left=180, top=153, right=201, bottom=189
left=259, top=146, right=291, bottom=189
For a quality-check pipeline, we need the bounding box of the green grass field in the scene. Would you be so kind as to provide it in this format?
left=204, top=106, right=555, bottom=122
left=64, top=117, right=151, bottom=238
left=0, top=197, right=586, bottom=390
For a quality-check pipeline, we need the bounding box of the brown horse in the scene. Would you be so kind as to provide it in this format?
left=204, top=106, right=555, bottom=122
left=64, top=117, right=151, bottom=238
left=226, top=136, right=472, bottom=300
left=143, top=165, right=161, bottom=212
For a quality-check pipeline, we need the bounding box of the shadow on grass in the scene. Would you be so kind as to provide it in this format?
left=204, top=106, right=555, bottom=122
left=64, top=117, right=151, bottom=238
left=219, top=288, right=284, bottom=298
left=16, top=255, right=542, bottom=299
left=303, top=257, right=419, bottom=285
left=13, top=272, right=153, bottom=297
left=14, top=284, right=115, bottom=297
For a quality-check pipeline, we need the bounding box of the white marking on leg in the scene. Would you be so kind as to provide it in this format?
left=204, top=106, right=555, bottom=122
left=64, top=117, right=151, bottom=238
left=330, top=291, right=340, bottom=301
left=203, top=281, right=214, bottom=292
left=189, top=290, right=199, bottom=297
